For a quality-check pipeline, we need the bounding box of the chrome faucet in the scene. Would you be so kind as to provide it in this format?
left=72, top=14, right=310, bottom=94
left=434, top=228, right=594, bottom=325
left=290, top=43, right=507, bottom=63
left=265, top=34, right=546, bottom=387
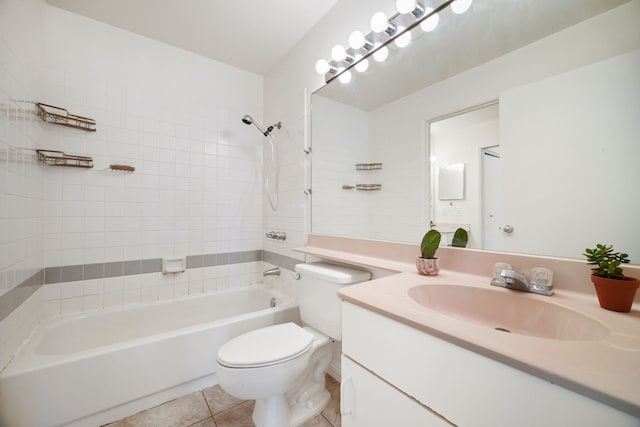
left=266, top=231, right=286, bottom=241
left=490, top=269, right=554, bottom=296
left=263, top=267, right=281, bottom=277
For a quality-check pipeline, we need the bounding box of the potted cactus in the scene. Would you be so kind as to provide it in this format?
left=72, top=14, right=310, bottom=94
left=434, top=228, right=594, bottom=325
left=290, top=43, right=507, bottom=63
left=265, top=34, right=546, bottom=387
left=416, top=229, right=441, bottom=276
left=583, top=244, right=638, bottom=312
left=451, top=227, right=468, bottom=248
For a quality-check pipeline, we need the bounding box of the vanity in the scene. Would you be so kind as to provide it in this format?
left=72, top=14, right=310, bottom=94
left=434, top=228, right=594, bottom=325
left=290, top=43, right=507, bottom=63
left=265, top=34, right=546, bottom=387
left=296, top=235, right=640, bottom=426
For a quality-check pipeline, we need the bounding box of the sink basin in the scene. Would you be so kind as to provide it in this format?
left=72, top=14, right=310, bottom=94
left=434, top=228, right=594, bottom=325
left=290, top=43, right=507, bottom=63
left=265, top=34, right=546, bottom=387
left=408, top=285, right=609, bottom=341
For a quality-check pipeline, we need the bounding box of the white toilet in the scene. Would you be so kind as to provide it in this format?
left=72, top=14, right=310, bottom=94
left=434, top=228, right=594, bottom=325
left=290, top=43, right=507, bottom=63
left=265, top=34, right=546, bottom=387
left=215, top=262, right=370, bottom=427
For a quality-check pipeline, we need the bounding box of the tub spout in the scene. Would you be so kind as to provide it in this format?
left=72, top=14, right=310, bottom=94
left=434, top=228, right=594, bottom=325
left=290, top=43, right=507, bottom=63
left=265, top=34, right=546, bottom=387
left=263, top=267, right=281, bottom=277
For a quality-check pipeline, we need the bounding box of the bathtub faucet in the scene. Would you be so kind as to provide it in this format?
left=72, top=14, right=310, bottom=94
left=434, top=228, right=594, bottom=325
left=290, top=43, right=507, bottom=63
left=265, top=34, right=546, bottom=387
left=263, top=267, right=281, bottom=277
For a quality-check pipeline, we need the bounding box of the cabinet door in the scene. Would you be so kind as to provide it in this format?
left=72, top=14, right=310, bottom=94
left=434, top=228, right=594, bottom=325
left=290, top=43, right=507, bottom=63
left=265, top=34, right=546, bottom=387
left=341, top=355, right=452, bottom=427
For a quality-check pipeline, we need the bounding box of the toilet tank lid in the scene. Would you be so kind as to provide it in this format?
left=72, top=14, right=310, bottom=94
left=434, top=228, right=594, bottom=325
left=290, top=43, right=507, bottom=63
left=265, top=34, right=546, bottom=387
left=294, top=262, right=371, bottom=284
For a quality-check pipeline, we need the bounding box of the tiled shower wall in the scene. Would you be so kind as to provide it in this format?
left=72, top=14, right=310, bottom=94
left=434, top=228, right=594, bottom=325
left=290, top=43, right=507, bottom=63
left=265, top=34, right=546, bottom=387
left=38, top=5, right=266, bottom=316
left=0, top=0, right=46, bottom=369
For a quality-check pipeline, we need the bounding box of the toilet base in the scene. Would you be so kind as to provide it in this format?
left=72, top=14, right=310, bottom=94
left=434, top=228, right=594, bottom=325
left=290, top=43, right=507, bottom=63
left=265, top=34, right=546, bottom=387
left=253, top=388, right=330, bottom=427
left=252, top=328, right=333, bottom=427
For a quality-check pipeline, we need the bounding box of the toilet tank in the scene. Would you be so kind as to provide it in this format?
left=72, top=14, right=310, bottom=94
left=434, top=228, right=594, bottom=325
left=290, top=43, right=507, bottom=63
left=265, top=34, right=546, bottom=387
left=294, top=262, right=371, bottom=341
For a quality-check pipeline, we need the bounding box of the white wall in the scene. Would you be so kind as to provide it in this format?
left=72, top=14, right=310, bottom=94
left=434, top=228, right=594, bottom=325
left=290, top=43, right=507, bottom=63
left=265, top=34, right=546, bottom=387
left=0, top=0, right=46, bottom=370
left=39, top=6, right=264, bottom=315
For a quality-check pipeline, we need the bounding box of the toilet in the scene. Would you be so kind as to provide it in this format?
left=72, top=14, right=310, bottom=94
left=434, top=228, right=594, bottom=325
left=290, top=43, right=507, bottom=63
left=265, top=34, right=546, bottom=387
left=215, top=262, right=371, bottom=427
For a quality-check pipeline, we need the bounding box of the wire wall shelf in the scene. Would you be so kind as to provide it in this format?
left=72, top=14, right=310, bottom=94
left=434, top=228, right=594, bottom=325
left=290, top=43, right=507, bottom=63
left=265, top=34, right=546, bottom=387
left=36, top=103, right=97, bottom=132
left=36, top=150, right=93, bottom=169
left=109, top=164, right=135, bottom=173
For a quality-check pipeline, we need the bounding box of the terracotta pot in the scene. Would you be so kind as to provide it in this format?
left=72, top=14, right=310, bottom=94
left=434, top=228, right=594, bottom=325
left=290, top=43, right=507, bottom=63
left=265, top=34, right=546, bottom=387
left=591, top=275, right=639, bottom=313
left=416, top=257, right=439, bottom=276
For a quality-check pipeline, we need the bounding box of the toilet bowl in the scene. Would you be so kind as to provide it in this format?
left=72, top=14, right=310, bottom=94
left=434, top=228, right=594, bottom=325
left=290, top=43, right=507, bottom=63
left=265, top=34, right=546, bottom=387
left=216, top=323, right=332, bottom=427
left=215, top=262, right=371, bottom=427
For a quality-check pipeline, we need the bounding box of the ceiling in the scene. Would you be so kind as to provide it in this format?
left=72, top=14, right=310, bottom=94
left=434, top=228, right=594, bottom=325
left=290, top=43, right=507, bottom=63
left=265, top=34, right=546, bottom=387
left=45, top=0, right=340, bottom=76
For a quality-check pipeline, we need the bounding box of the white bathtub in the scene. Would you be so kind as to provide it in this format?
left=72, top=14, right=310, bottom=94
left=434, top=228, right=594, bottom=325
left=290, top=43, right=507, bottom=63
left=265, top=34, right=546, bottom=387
left=0, top=285, right=300, bottom=427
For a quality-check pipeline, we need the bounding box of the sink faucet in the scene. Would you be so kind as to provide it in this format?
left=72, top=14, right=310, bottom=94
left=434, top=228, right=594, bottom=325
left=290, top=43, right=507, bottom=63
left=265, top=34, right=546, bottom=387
left=263, top=267, right=281, bottom=277
left=490, top=269, right=554, bottom=296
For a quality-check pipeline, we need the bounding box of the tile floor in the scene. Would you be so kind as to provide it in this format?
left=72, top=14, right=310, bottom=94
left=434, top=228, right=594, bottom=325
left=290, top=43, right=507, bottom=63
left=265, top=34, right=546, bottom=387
left=105, top=375, right=341, bottom=427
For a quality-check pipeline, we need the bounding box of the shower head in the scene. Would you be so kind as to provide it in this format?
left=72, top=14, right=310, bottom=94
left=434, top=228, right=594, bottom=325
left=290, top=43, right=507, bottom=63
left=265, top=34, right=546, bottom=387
left=241, top=114, right=277, bottom=136
left=242, top=114, right=268, bottom=135
left=241, top=113, right=282, bottom=211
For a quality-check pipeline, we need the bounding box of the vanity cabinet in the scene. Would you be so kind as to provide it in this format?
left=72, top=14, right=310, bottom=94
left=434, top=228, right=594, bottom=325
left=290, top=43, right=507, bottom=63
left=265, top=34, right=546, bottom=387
left=341, top=301, right=639, bottom=427
left=341, top=355, right=452, bottom=427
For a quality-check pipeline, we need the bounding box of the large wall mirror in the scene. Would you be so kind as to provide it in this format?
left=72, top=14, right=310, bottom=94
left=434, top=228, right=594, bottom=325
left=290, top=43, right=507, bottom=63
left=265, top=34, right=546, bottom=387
left=311, top=0, right=640, bottom=262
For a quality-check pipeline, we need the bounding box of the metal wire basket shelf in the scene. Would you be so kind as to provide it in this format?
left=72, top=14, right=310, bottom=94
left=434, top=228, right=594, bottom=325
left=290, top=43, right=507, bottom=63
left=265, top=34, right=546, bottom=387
left=36, top=150, right=93, bottom=168
left=36, top=103, right=96, bottom=132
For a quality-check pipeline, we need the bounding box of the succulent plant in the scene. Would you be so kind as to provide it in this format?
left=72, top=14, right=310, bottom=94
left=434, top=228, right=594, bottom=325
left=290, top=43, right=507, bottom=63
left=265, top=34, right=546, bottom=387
left=420, top=229, right=441, bottom=259
left=583, top=244, right=630, bottom=279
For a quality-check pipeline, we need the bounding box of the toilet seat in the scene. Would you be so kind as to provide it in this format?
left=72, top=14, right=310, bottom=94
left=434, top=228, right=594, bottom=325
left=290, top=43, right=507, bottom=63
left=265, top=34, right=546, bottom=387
left=217, top=323, right=314, bottom=368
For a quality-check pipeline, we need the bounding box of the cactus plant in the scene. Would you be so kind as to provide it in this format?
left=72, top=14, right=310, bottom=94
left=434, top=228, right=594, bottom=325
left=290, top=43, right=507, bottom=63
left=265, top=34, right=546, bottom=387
left=420, top=229, right=441, bottom=259
left=451, top=227, right=468, bottom=248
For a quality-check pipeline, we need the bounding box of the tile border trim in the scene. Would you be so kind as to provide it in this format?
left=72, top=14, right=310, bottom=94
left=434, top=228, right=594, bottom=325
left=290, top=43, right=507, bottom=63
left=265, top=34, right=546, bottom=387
left=1, top=250, right=302, bottom=322
left=0, top=269, right=44, bottom=323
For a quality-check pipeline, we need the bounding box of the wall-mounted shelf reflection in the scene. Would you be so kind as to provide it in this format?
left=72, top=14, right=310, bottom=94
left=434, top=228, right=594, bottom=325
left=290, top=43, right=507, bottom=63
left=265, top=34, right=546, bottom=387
left=356, top=184, right=382, bottom=191
left=36, top=103, right=96, bottom=132
left=36, top=150, right=93, bottom=168
left=356, top=163, right=383, bottom=170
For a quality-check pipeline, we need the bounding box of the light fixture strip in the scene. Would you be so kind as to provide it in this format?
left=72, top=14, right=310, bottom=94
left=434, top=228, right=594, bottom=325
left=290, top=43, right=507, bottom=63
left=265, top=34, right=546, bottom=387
left=324, top=0, right=456, bottom=84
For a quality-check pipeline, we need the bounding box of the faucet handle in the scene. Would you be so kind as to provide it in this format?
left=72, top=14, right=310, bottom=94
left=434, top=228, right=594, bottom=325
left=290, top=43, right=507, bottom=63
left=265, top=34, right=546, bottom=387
left=530, top=267, right=553, bottom=291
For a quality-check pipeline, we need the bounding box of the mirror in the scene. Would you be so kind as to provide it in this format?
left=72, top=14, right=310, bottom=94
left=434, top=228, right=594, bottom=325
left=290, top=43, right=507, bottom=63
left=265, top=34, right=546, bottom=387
left=437, top=163, right=464, bottom=201
left=311, top=0, right=640, bottom=262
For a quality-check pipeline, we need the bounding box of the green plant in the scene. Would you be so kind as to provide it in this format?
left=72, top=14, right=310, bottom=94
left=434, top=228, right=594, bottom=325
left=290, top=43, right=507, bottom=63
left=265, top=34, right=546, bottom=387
left=583, top=244, right=630, bottom=279
left=451, top=227, right=468, bottom=248
left=420, top=229, right=441, bottom=259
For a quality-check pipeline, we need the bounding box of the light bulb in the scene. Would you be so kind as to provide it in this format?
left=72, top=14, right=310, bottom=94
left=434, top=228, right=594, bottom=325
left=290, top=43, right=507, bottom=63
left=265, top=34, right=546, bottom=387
left=354, top=55, right=369, bottom=72
left=394, top=26, right=412, bottom=48
left=420, top=8, right=439, bottom=32
left=372, top=43, right=389, bottom=62
left=338, top=69, right=352, bottom=84
left=370, top=11, right=389, bottom=33
left=451, top=0, right=472, bottom=14
left=315, top=59, right=331, bottom=75
left=396, top=0, right=417, bottom=14
left=349, top=31, right=365, bottom=49
left=331, top=44, right=347, bottom=62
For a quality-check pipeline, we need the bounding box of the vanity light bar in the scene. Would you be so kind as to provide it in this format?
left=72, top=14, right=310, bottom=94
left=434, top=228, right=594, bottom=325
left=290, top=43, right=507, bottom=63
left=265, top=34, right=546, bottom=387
left=316, top=0, right=472, bottom=84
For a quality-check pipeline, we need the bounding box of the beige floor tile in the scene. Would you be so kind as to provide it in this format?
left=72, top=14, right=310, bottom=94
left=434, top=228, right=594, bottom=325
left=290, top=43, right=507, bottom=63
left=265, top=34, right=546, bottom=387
left=213, top=400, right=255, bottom=427
left=189, top=417, right=217, bottom=427
left=203, top=384, right=245, bottom=415
left=321, top=375, right=341, bottom=427
left=300, top=415, right=333, bottom=427
left=106, top=392, right=211, bottom=427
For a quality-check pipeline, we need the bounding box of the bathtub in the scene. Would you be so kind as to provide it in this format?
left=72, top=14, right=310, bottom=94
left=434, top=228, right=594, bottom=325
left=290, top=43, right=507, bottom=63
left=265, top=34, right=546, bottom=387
left=0, top=285, right=300, bottom=427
